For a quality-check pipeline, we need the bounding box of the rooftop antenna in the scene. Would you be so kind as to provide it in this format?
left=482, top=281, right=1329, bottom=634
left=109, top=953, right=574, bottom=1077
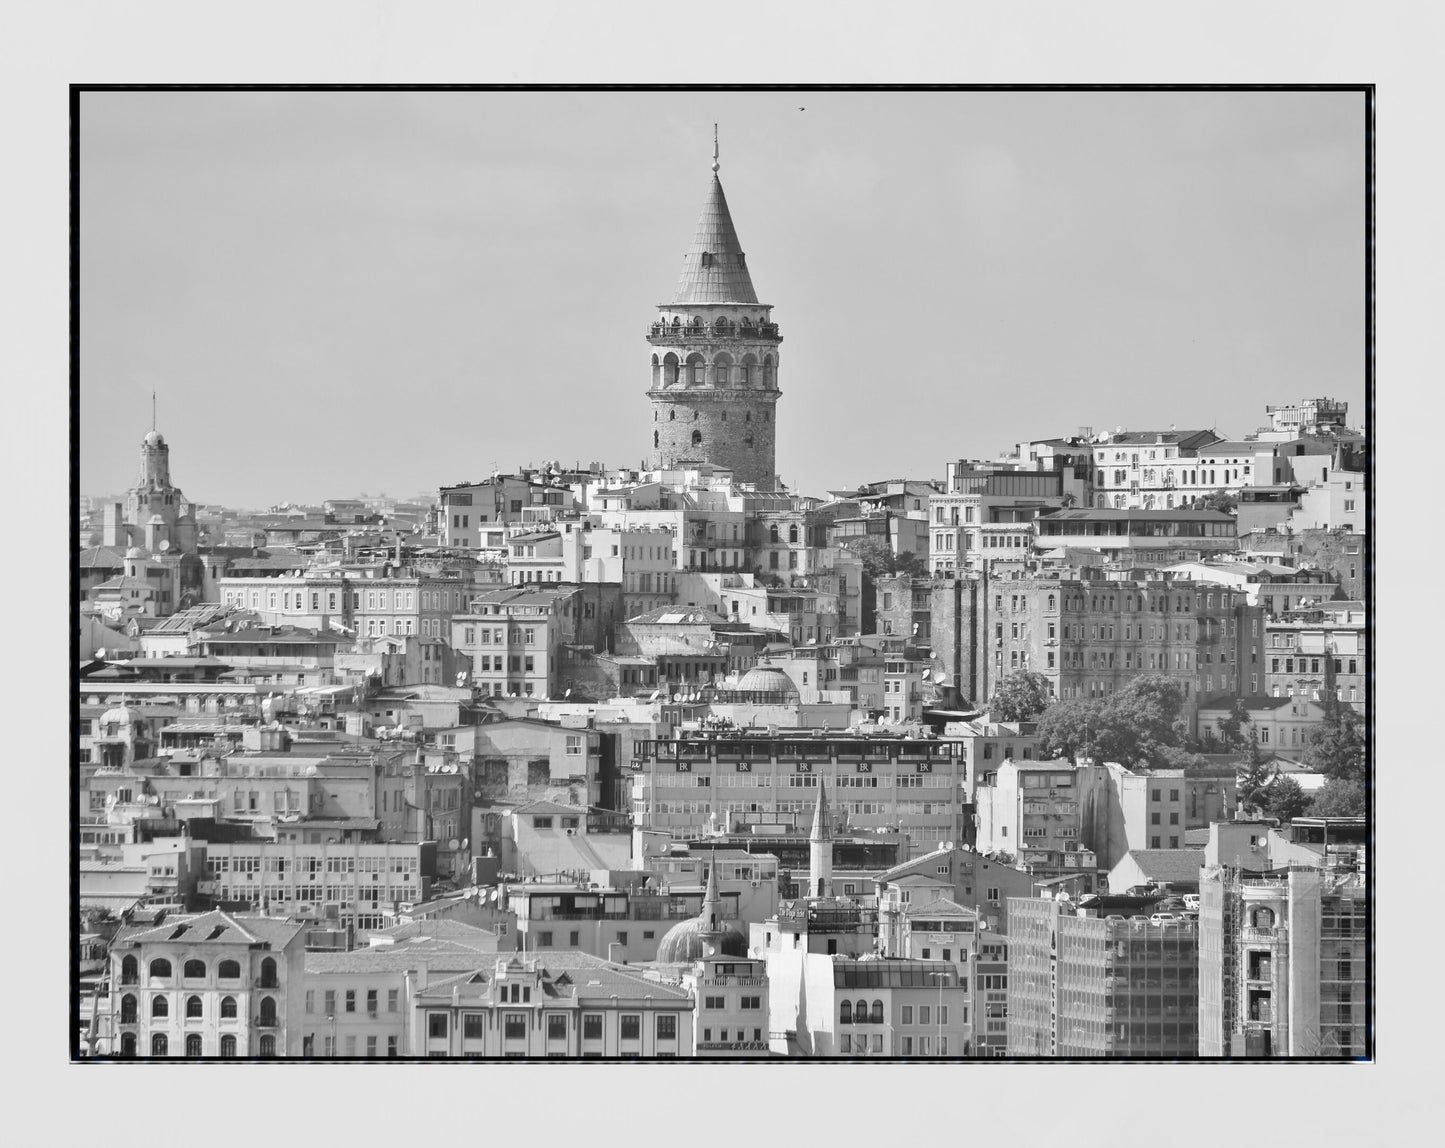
left=713, top=124, right=719, bottom=174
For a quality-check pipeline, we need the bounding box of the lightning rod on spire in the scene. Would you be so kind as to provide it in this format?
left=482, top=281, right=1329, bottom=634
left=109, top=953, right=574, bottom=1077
left=712, top=124, right=719, bottom=174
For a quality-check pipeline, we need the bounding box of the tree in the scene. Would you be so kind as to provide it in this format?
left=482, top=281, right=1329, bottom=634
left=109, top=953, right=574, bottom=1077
left=1307, top=777, right=1366, bottom=818
left=1236, top=729, right=1276, bottom=817
left=1196, top=489, right=1238, bottom=514
left=989, top=670, right=1053, bottom=723
left=1306, top=708, right=1365, bottom=784
left=1035, top=676, right=1190, bottom=768
left=1037, top=698, right=1105, bottom=764
left=1263, top=775, right=1311, bottom=823
left=1214, top=696, right=1252, bottom=752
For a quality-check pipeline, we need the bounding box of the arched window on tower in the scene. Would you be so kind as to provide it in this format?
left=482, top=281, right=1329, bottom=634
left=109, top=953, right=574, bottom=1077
left=687, top=353, right=705, bottom=386
left=762, top=354, right=775, bottom=388
left=651, top=354, right=661, bottom=388
left=714, top=352, right=733, bottom=387
left=692, top=430, right=703, bottom=447
left=663, top=352, right=680, bottom=386
left=654, top=431, right=659, bottom=449
left=669, top=410, right=676, bottom=421
left=788, top=525, right=798, bottom=544
left=769, top=525, right=780, bottom=544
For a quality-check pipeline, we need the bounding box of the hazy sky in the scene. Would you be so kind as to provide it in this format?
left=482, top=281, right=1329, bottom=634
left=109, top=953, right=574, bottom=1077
left=79, top=88, right=1366, bottom=508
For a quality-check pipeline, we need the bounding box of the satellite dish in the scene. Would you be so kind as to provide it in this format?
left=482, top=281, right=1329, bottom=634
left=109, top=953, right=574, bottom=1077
left=943, top=841, right=955, bottom=851
left=649, top=690, right=661, bottom=702
left=931, top=670, right=947, bottom=684
left=159, top=540, right=171, bottom=552
left=448, top=838, right=460, bottom=851
left=672, top=693, right=682, bottom=702
left=95, top=648, right=106, bottom=660
left=564, top=689, right=572, bottom=698
left=460, top=839, right=468, bottom=850
left=490, top=889, right=499, bottom=902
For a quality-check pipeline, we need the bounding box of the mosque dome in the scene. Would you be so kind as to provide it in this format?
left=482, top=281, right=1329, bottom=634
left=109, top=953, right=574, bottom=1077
left=655, top=913, right=748, bottom=964
left=735, top=662, right=799, bottom=699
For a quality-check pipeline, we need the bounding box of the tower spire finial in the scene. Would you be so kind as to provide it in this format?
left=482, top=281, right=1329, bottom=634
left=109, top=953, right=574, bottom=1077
left=712, top=123, right=719, bottom=174
left=152, top=390, right=156, bottom=432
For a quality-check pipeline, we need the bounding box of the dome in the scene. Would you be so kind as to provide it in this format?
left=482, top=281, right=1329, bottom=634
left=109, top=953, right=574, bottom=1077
left=655, top=914, right=748, bottom=964
left=735, top=662, right=799, bottom=699
left=99, top=702, right=134, bottom=727
left=143, top=430, right=165, bottom=447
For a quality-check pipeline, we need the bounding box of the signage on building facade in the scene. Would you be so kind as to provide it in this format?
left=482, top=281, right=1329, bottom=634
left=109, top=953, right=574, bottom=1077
left=917, top=763, right=933, bottom=773
left=796, top=762, right=812, bottom=773
left=857, top=762, right=872, bottom=773
left=736, top=761, right=752, bottom=772
left=676, top=761, right=691, bottom=772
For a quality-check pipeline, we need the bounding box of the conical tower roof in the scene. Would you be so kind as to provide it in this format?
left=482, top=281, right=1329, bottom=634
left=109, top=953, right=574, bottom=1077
left=670, top=174, right=759, bottom=306
left=810, top=777, right=832, bottom=842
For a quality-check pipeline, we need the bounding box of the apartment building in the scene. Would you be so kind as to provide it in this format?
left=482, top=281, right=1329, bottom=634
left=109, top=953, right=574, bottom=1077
left=1264, top=599, right=1367, bottom=705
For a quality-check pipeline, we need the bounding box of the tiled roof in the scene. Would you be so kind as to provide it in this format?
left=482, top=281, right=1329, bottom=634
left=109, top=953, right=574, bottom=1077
left=513, top=798, right=584, bottom=817
left=670, top=175, right=760, bottom=305
left=79, top=546, right=127, bottom=568
left=305, top=936, right=495, bottom=975
left=1120, top=849, right=1206, bottom=883
left=627, top=605, right=724, bottom=625
left=905, top=896, right=977, bottom=920
left=115, top=910, right=305, bottom=949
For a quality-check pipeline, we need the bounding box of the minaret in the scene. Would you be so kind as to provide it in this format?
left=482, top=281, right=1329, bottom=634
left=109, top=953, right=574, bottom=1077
left=809, top=778, right=833, bottom=900
left=647, top=128, right=782, bottom=488
left=698, top=856, right=725, bottom=958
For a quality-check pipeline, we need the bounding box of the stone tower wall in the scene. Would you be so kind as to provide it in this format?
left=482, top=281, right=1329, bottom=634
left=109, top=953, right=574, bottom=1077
left=650, top=390, right=778, bottom=487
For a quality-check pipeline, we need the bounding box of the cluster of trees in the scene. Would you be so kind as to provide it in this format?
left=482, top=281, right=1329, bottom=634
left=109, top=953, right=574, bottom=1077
left=1032, top=675, right=1198, bottom=770
left=991, top=673, right=1365, bottom=824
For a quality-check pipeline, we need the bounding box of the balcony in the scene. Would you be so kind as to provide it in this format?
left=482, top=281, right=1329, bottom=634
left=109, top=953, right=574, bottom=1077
left=697, top=975, right=767, bottom=988
left=254, top=1015, right=279, bottom=1029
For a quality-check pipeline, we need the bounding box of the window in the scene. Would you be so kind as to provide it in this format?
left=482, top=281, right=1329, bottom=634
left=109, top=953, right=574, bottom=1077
left=583, top=1014, right=603, bottom=1041
left=464, top=1013, right=485, bottom=1041
left=901, top=1005, right=912, bottom=1025
left=839, top=1000, right=853, bottom=1024
left=620, top=1015, right=641, bottom=1041
left=345, top=990, right=356, bottom=1013
left=656, top=1014, right=677, bottom=1041
left=221, top=995, right=237, bottom=1019
left=504, top=1014, right=526, bottom=1040
left=220, top=1034, right=236, bottom=1058
left=324, top=990, right=336, bottom=1016
left=548, top=1014, right=568, bottom=1040
left=185, top=995, right=203, bottom=1019
left=388, top=989, right=399, bottom=1012
left=149, top=959, right=172, bottom=979
left=428, top=1013, right=449, bottom=1040
left=183, top=959, right=206, bottom=979
left=151, top=996, right=169, bottom=1018
left=151, top=1033, right=168, bottom=1057
left=367, top=989, right=377, bottom=1014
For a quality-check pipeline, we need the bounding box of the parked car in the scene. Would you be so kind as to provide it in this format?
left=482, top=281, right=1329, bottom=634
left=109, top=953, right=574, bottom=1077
left=1149, top=912, right=1182, bottom=926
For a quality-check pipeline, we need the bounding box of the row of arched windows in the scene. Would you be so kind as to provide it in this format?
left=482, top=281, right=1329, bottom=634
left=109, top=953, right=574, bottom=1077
left=839, top=999, right=886, bottom=1024
left=120, top=993, right=271, bottom=1022
left=768, top=524, right=800, bottom=544
left=127, top=955, right=268, bottom=982
left=652, top=351, right=775, bottom=389
left=120, top=1032, right=268, bottom=1058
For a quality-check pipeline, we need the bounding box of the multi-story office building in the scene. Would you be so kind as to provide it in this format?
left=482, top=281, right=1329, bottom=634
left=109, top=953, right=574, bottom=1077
left=1198, top=851, right=1367, bottom=1057
left=107, top=910, right=306, bottom=1058
left=630, top=730, right=970, bottom=857
left=1008, top=897, right=1199, bottom=1057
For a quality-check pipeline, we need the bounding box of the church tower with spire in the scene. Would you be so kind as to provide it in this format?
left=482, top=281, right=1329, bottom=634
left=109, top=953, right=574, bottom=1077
left=647, top=131, right=782, bottom=489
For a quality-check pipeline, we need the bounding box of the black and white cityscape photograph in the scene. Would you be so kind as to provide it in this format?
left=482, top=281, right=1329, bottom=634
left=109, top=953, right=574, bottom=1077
left=70, top=84, right=1374, bottom=1068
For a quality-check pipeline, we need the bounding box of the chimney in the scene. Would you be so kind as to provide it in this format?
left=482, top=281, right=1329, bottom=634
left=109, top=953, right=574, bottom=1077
left=416, top=959, right=429, bottom=991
